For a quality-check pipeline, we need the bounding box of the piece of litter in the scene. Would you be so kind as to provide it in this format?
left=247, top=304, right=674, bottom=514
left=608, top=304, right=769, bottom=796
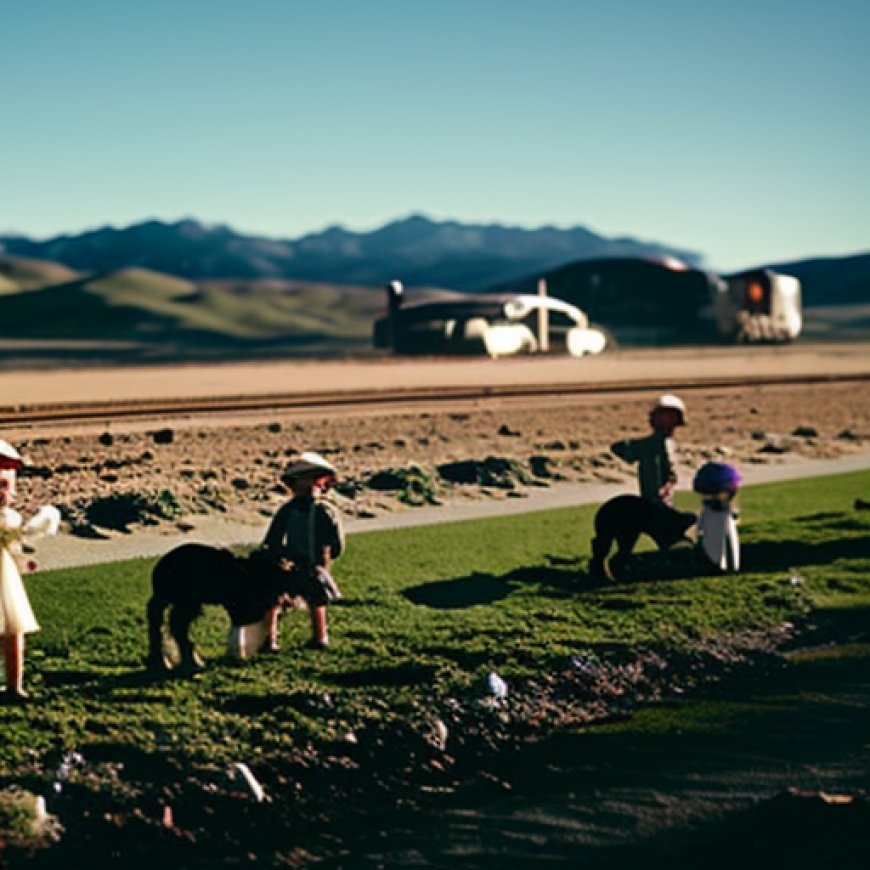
left=233, top=762, right=266, bottom=802
left=432, top=719, right=448, bottom=749
left=486, top=671, right=508, bottom=699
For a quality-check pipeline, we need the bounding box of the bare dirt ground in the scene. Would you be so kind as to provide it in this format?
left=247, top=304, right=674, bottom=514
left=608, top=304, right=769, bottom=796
left=2, top=342, right=870, bottom=406
left=1, top=344, right=868, bottom=568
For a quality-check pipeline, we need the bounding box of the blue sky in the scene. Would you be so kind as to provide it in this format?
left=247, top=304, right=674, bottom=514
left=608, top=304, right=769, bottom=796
left=2, top=0, right=868, bottom=271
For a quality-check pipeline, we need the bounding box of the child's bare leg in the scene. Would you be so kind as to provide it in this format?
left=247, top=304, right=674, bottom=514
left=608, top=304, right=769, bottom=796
left=3, top=634, right=26, bottom=698
left=308, top=606, right=329, bottom=649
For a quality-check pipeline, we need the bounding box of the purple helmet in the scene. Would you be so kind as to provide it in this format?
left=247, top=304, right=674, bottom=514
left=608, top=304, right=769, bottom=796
left=693, top=461, right=742, bottom=495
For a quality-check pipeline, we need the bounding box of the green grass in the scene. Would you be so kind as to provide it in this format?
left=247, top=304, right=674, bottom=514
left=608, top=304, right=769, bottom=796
left=1, top=470, right=868, bottom=861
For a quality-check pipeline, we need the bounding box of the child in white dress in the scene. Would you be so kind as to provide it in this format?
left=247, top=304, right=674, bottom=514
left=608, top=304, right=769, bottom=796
left=1, top=440, right=39, bottom=702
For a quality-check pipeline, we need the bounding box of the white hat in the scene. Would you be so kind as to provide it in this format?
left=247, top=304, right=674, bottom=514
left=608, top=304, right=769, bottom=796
left=281, top=451, right=337, bottom=482
left=0, top=439, right=23, bottom=471
left=654, top=394, right=686, bottom=415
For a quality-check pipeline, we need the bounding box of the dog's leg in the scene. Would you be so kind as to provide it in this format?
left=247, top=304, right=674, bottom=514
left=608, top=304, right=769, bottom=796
left=589, top=533, right=612, bottom=577
left=610, top=531, right=640, bottom=579
left=169, top=603, right=205, bottom=672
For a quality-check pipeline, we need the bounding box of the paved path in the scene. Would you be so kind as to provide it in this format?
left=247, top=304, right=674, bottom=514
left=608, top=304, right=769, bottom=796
left=32, top=451, right=870, bottom=571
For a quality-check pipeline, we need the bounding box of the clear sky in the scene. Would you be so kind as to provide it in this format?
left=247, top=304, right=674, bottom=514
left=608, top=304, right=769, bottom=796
left=2, top=0, right=868, bottom=271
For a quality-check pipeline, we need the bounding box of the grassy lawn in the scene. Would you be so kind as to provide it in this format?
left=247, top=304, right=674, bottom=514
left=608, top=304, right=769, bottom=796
left=1, top=470, right=868, bottom=863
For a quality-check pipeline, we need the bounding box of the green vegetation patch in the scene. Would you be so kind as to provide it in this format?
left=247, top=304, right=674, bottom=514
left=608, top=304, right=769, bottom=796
left=1, top=470, right=868, bottom=864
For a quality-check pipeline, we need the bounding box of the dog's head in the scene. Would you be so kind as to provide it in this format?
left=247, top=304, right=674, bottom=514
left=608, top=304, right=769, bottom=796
left=225, top=550, right=303, bottom=626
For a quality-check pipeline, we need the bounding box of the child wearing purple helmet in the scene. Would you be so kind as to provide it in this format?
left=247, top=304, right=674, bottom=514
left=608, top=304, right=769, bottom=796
left=693, top=461, right=742, bottom=572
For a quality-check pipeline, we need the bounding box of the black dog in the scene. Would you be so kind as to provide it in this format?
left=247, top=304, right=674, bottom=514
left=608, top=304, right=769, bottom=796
left=590, top=495, right=696, bottom=580
left=146, top=543, right=326, bottom=673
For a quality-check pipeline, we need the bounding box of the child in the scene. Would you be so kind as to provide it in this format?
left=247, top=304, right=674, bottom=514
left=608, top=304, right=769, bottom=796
left=0, top=440, right=40, bottom=702
left=693, top=461, right=741, bottom=573
left=261, top=452, right=345, bottom=650
left=611, top=394, right=686, bottom=506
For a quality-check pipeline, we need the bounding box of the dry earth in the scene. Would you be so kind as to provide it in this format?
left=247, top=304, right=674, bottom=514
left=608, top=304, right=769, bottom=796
left=2, top=342, right=870, bottom=405
left=5, top=372, right=870, bottom=557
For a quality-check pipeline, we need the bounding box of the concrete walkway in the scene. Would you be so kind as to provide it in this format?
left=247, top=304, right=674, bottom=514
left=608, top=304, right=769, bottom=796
left=32, top=451, right=870, bottom=572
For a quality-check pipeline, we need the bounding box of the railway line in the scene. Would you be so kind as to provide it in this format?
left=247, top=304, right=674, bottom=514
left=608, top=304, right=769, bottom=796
left=2, top=370, right=869, bottom=429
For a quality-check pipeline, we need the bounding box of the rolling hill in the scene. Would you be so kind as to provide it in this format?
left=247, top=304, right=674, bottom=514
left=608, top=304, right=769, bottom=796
left=766, top=252, right=870, bottom=307
left=0, top=266, right=383, bottom=362
left=0, top=254, right=80, bottom=294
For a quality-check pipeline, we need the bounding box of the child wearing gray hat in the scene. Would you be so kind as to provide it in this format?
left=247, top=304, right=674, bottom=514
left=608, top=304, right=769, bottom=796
left=261, top=452, right=345, bottom=650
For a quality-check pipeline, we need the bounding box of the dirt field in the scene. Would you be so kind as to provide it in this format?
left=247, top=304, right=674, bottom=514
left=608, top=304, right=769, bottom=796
left=1, top=342, right=869, bottom=406
left=2, top=344, right=869, bottom=558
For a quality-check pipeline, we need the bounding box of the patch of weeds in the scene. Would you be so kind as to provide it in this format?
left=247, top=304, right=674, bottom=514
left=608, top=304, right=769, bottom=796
left=437, top=456, right=531, bottom=489
left=366, top=465, right=440, bottom=506
left=74, top=489, right=182, bottom=531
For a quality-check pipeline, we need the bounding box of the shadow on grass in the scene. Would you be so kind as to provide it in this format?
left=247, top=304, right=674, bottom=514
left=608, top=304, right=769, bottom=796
left=403, top=572, right=516, bottom=609
left=584, top=519, right=868, bottom=584
left=793, top=603, right=870, bottom=646
left=404, top=558, right=583, bottom=610
left=40, top=669, right=100, bottom=688
left=329, top=662, right=440, bottom=688
left=220, top=693, right=301, bottom=714
left=794, top=510, right=870, bottom=527
left=79, top=742, right=182, bottom=781
left=743, top=534, right=869, bottom=572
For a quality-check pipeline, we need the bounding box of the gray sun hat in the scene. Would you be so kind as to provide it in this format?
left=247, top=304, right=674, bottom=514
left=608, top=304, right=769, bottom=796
left=281, top=451, right=337, bottom=484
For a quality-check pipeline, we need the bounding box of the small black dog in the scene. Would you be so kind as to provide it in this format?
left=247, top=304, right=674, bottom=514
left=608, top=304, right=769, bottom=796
left=590, top=495, right=696, bottom=580
left=146, top=543, right=328, bottom=673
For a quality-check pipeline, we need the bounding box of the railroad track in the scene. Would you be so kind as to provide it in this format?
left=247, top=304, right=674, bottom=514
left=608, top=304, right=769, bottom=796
left=2, top=371, right=868, bottom=428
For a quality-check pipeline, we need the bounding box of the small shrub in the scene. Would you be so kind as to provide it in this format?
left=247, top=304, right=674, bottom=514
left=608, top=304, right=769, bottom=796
left=0, top=788, right=62, bottom=851
left=83, top=489, right=182, bottom=530
left=366, top=466, right=440, bottom=506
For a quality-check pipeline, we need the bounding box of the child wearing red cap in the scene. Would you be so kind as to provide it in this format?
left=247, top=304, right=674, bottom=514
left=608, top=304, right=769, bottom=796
left=611, top=394, right=686, bottom=506
left=261, top=452, right=345, bottom=651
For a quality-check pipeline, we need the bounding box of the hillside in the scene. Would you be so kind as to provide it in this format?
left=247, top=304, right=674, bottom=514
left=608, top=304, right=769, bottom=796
left=0, top=266, right=382, bottom=361
left=0, top=254, right=80, bottom=293
left=766, top=251, right=870, bottom=306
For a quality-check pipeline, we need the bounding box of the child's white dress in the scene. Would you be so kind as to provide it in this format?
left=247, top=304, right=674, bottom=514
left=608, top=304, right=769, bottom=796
left=697, top=499, right=740, bottom=572
left=0, top=507, right=40, bottom=636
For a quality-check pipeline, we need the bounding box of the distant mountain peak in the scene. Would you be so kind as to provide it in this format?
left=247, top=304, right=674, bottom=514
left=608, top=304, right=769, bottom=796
left=0, top=215, right=704, bottom=291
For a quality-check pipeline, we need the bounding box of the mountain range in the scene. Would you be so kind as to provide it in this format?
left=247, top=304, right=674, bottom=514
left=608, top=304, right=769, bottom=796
left=0, top=215, right=704, bottom=293
left=2, top=215, right=866, bottom=305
